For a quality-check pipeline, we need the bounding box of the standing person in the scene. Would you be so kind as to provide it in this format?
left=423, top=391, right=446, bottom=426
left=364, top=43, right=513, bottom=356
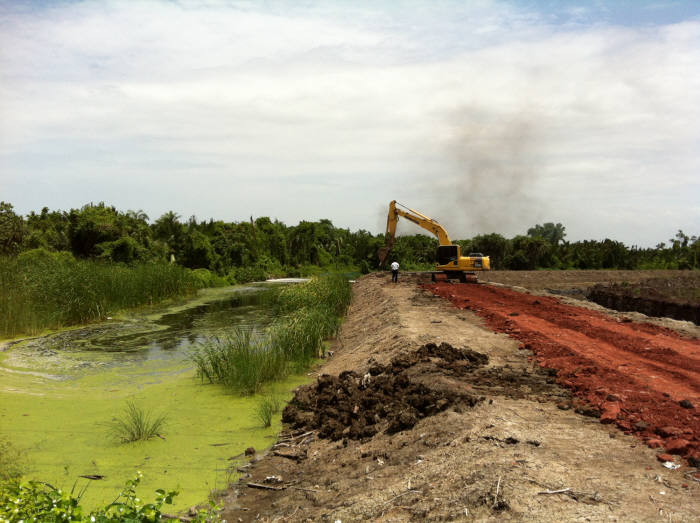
left=390, top=260, right=399, bottom=283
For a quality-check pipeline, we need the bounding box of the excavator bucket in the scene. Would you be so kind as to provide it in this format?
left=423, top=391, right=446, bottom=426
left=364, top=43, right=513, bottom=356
left=377, top=246, right=391, bottom=268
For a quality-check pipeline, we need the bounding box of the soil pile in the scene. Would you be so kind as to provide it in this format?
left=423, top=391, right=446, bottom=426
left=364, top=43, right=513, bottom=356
left=425, top=281, right=700, bottom=463
left=282, top=342, right=485, bottom=440
left=587, top=275, right=700, bottom=324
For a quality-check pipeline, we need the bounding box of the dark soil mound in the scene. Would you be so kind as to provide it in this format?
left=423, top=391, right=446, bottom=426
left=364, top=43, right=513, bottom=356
left=587, top=276, right=700, bottom=324
left=282, top=342, right=486, bottom=440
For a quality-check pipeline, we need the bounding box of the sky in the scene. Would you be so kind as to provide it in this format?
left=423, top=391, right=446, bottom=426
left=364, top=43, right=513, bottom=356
left=0, top=0, right=698, bottom=247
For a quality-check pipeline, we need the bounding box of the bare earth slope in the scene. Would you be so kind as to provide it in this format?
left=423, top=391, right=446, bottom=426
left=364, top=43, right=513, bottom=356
left=221, top=273, right=700, bottom=522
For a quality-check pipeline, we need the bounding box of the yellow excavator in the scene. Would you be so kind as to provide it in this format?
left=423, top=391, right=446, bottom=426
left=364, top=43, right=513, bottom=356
left=378, top=200, right=490, bottom=283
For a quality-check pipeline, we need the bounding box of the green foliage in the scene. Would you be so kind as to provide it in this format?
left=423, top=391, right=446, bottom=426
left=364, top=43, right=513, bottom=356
left=0, top=472, right=208, bottom=522
left=469, top=233, right=509, bottom=270
left=190, top=268, right=228, bottom=288
left=527, top=222, right=566, bottom=245
left=255, top=395, right=282, bottom=428
left=2, top=201, right=699, bottom=279
left=0, top=202, right=24, bottom=256
left=106, top=401, right=168, bottom=443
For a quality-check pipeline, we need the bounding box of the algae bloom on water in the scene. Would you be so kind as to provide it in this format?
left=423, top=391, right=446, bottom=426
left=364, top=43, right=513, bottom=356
left=0, top=284, right=310, bottom=512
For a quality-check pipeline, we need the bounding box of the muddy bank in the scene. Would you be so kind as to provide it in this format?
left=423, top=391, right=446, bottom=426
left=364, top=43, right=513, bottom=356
left=220, top=273, right=700, bottom=522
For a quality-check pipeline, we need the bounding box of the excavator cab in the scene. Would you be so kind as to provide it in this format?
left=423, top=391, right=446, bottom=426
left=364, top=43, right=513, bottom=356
left=437, top=245, right=459, bottom=265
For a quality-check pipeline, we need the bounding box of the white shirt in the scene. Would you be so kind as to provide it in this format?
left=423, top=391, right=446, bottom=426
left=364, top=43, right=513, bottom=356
left=390, top=262, right=399, bottom=271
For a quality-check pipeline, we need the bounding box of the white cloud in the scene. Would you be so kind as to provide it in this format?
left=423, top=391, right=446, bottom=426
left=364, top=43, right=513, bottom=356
left=0, top=0, right=698, bottom=246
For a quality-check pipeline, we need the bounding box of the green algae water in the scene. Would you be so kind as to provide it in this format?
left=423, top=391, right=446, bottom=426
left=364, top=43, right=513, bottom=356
left=0, top=285, right=309, bottom=511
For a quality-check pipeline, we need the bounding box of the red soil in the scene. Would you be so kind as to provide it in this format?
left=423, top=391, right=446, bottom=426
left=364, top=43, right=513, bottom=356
left=424, top=282, right=700, bottom=463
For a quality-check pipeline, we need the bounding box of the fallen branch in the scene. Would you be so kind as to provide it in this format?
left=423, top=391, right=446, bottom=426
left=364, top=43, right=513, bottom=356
left=273, top=450, right=305, bottom=461
left=383, top=489, right=422, bottom=506
left=292, top=486, right=321, bottom=493
left=278, top=430, right=315, bottom=442
left=538, top=488, right=572, bottom=495
left=247, top=482, right=286, bottom=491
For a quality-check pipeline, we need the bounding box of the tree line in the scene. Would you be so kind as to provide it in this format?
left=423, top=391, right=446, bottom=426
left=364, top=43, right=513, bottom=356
left=0, top=202, right=697, bottom=277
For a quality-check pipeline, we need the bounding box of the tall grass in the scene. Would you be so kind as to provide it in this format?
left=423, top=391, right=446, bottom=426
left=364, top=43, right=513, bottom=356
left=190, top=328, right=286, bottom=393
left=106, top=401, right=168, bottom=443
left=190, top=274, right=352, bottom=394
left=0, top=250, right=201, bottom=338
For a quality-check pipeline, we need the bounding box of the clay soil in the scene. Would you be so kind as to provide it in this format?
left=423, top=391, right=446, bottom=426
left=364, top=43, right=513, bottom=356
left=220, top=271, right=700, bottom=522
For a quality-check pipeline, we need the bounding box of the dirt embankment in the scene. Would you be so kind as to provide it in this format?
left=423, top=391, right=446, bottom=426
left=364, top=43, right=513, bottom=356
left=586, top=274, right=700, bottom=325
left=220, top=273, right=700, bottom=522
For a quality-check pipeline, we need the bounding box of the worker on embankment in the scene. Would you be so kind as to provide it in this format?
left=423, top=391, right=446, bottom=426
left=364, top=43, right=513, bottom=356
left=391, top=260, right=399, bottom=283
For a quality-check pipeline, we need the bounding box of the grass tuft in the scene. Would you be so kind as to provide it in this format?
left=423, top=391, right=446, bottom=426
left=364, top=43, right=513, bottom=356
left=255, top=395, right=282, bottom=428
left=106, top=401, right=168, bottom=443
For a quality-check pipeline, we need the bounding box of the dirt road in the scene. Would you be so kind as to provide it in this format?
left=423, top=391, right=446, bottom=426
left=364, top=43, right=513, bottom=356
left=221, top=273, right=700, bottom=522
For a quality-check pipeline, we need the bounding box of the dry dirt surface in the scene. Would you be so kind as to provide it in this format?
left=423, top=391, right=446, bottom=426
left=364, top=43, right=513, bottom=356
left=220, top=272, right=700, bottom=522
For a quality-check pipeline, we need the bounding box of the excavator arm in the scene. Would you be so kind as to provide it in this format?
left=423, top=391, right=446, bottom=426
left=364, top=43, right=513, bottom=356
left=378, top=200, right=452, bottom=266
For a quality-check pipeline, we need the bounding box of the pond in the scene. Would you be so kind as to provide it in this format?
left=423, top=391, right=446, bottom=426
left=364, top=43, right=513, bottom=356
left=0, top=284, right=309, bottom=511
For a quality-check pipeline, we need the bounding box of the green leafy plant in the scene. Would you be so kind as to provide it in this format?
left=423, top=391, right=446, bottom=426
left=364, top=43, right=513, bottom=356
left=0, top=472, right=194, bottom=522
left=106, top=401, right=168, bottom=443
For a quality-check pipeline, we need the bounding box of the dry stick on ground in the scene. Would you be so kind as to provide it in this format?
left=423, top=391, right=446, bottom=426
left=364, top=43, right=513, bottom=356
left=382, top=489, right=422, bottom=506
left=538, top=488, right=572, bottom=495
left=493, top=476, right=502, bottom=507
left=292, top=486, right=321, bottom=493
left=277, top=430, right=315, bottom=443
left=247, top=482, right=286, bottom=491
left=273, top=450, right=305, bottom=461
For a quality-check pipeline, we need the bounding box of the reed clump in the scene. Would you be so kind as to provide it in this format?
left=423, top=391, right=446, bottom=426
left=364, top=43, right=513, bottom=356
left=106, top=401, right=168, bottom=443
left=190, top=274, right=351, bottom=394
left=255, top=394, right=282, bottom=428
left=0, top=250, right=201, bottom=338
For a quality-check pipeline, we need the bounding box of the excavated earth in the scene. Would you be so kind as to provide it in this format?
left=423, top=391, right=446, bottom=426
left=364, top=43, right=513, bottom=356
left=586, top=274, right=700, bottom=325
left=220, top=271, right=700, bottom=522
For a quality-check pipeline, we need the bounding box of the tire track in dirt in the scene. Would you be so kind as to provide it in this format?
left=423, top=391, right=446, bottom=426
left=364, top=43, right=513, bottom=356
left=425, top=282, right=700, bottom=463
